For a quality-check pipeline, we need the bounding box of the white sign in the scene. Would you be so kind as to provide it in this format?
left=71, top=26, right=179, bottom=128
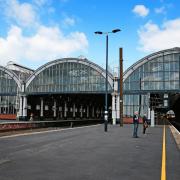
left=45, top=105, right=49, bottom=110
left=36, top=105, right=40, bottom=110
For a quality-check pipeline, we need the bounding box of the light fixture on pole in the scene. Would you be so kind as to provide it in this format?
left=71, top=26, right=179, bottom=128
left=95, top=29, right=121, bottom=132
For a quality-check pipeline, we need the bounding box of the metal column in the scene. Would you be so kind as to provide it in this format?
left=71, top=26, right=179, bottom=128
left=80, top=105, right=83, bottom=118
left=22, top=96, right=27, bottom=120
left=64, top=102, right=67, bottom=118
left=19, top=96, right=23, bottom=118
left=112, top=95, right=116, bottom=125
left=116, top=95, right=120, bottom=122
left=92, top=106, right=95, bottom=118
left=73, top=104, right=76, bottom=119
left=53, top=100, right=57, bottom=119
left=119, top=48, right=123, bottom=126
left=40, top=98, right=44, bottom=119
left=87, top=106, right=89, bottom=118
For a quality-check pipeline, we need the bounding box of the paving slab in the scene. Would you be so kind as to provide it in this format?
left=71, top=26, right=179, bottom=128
left=0, top=124, right=179, bottom=180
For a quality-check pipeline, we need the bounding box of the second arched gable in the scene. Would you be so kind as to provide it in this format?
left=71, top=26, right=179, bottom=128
left=26, top=58, right=113, bottom=94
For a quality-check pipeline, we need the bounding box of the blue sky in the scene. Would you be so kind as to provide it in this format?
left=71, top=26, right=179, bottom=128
left=0, top=0, right=180, bottom=72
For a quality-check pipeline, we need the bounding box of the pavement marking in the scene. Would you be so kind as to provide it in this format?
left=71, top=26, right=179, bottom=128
left=0, top=124, right=101, bottom=139
left=161, top=125, right=166, bottom=180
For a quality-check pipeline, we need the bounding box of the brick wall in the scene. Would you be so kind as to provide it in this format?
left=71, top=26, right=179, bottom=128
left=0, top=114, right=16, bottom=120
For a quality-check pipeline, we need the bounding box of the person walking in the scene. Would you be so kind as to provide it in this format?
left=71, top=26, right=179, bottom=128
left=142, top=114, right=148, bottom=134
left=133, top=111, right=139, bottom=138
left=30, top=113, right=34, bottom=121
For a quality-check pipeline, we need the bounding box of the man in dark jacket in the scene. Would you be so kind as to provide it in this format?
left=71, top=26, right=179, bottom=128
left=133, top=111, right=139, bottom=138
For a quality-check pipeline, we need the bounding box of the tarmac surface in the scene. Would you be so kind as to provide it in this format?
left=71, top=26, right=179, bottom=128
left=0, top=124, right=179, bottom=180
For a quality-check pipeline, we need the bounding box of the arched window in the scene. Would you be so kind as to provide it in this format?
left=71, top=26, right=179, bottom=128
left=26, top=59, right=113, bottom=94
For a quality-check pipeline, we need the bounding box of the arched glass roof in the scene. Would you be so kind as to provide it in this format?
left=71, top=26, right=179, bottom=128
left=0, top=66, right=21, bottom=95
left=123, top=47, right=180, bottom=92
left=26, top=58, right=113, bottom=94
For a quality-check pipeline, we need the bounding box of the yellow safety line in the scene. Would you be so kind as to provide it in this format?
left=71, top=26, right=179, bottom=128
left=161, top=125, right=166, bottom=180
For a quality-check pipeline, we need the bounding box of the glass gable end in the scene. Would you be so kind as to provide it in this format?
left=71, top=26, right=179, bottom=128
left=123, top=50, right=180, bottom=117
left=0, top=69, right=18, bottom=94
left=124, top=53, right=180, bottom=91
left=26, top=62, right=112, bottom=93
left=0, top=68, right=18, bottom=115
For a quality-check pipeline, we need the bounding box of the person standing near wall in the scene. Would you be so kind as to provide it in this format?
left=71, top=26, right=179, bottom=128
left=30, top=113, right=34, bottom=121
left=133, top=111, right=139, bottom=138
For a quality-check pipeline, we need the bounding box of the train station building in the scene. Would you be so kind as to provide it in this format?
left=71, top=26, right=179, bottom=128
left=0, top=47, right=180, bottom=123
left=123, top=47, right=180, bottom=123
left=0, top=58, right=113, bottom=121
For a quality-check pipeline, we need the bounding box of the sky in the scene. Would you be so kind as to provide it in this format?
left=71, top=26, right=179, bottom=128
left=0, top=0, right=180, bottom=72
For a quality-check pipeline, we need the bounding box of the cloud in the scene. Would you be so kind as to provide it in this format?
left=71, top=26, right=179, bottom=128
left=0, top=25, right=88, bottom=65
left=33, top=0, right=49, bottom=6
left=132, top=5, right=149, bottom=17
left=155, top=6, right=166, bottom=14
left=4, top=0, right=37, bottom=27
left=0, top=0, right=89, bottom=66
left=48, top=7, right=55, bottom=14
left=63, top=17, right=75, bottom=27
left=138, top=18, right=180, bottom=52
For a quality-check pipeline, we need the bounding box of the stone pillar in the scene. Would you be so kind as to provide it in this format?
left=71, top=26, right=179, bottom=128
left=114, top=79, right=118, bottom=92
left=80, top=105, right=83, bottom=118
left=59, top=106, right=62, bottom=118
left=87, top=106, right=89, bottom=118
left=164, top=93, right=168, bottom=107
left=96, top=108, right=99, bottom=118
left=64, top=102, right=67, bottom=118
left=73, top=104, right=76, bottom=119
left=148, top=107, right=151, bottom=120
left=22, top=96, right=27, bottom=120
left=40, top=98, right=44, bottom=118
left=116, top=95, right=120, bottom=123
left=19, top=96, right=23, bottom=117
left=112, top=95, right=116, bottom=125
left=147, top=93, right=151, bottom=122
left=53, top=100, right=56, bottom=118
left=92, top=106, right=95, bottom=118
left=151, top=110, right=155, bottom=127
left=7, top=96, right=10, bottom=114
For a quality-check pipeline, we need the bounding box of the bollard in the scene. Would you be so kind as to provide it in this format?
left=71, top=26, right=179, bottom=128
left=70, top=122, right=73, bottom=128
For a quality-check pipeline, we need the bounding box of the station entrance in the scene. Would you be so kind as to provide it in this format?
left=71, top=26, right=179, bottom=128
left=27, top=94, right=112, bottom=121
left=169, top=93, right=180, bottom=122
left=149, top=93, right=180, bottom=124
left=149, top=93, right=168, bottom=124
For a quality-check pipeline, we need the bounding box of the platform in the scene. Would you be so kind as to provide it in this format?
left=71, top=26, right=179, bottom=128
left=0, top=119, right=101, bottom=132
left=0, top=124, right=179, bottom=180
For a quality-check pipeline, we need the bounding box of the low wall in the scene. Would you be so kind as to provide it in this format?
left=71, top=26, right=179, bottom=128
left=0, top=117, right=143, bottom=132
left=0, top=122, right=38, bottom=131
left=0, top=119, right=103, bottom=132
left=0, top=114, right=16, bottom=120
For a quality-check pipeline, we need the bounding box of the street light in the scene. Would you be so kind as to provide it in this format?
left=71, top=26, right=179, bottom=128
left=95, top=29, right=121, bottom=132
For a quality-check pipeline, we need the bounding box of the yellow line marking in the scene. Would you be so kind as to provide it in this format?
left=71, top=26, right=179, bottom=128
left=161, top=125, right=166, bottom=180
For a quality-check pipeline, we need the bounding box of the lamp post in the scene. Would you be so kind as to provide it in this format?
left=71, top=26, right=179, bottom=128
left=95, top=29, right=121, bottom=132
